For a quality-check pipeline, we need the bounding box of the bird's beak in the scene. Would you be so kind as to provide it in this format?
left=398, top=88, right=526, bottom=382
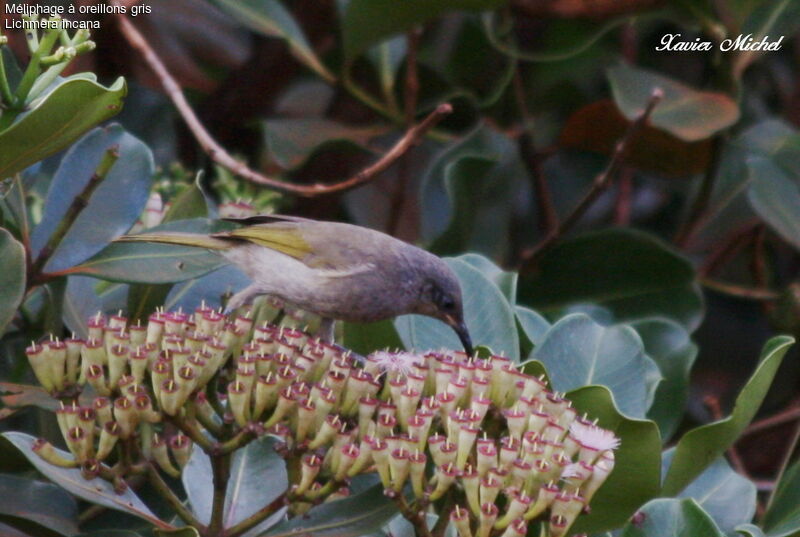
left=448, top=317, right=473, bottom=356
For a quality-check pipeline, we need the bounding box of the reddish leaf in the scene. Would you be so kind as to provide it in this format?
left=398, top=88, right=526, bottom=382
left=559, top=100, right=713, bottom=177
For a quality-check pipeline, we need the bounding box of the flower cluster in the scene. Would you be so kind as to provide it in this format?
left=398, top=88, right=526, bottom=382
left=26, top=306, right=618, bottom=537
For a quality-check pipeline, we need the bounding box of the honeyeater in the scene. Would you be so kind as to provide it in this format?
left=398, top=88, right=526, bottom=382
left=116, top=215, right=473, bottom=354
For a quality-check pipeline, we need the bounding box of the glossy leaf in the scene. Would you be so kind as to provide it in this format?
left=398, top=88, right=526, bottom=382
left=0, top=432, right=163, bottom=527
left=184, top=436, right=287, bottom=532
left=262, top=484, right=397, bottom=537
left=662, top=336, right=794, bottom=496
left=533, top=313, right=660, bottom=417
left=342, top=0, right=505, bottom=62
left=519, top=228, right=703, bottom=331
left=211, top=0, right=334, bottom=82
left=31, top=124, right=154, bottom=272
left=633, top=318, right=698, bottom=441
left=763, top=458, right=800, bottom=537
left=0, top=228, right=25, bottom=336
left=619, top=498, right=725, bottom=537
left=69, top=219, right=230, bottom=283
left=662, top=451, right=757, bottom=533
left=0, top=382, right=79, bottom=416
left=565, top=385, right=661, bottom=534
left=608, top=63, right=739, bottom=142
left=0, top=473, right=78, bottom=537
left=165, top=265, right=251, bottom=312
left=734, top=0, right=800, bottom=77
left=395, top=256, right=519, bottom=360
left=516, top=305, right=550, bottom=352
left=737, top=524, right=767, bottom=537
left=0, top=76, right=126, bottom=180
left=264, top=118, right=385, bottom=170
left=747, top=157, right=800, bottom=252
left=458, top=253, right=517, bottom=303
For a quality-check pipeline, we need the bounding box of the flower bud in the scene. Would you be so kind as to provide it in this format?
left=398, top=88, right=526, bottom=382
left=388, top=448, right=410, bottom=491
left=407, top=412, right=432, bottom=451
left=93, top=397, right=113, bottom=426
left=45, top=339, right=68, bottom=391
left=457, top=424, right=480, bottom=470
left=170, top=434, right=192, bottom=468
left=371, top=438, right=391, bottom=488
left=107, top=344, right=128, bottom=388
left=429, top=462, right=459, bottom=500
left=450, top=505, right=472, bottom=537
left=477, top=503, right=499, bottom=537
left=335, top=442, right=360, bottom=481
left=295, top=398, right=316, bottom=442
left=26, top=343, right=55, bottom=392
left=462, top=464, right=480, bottom=515
left=33, top=438, right=78, bottom=468
left=150, top=360, right=171, bottom=406
left=308, top=414, right=341, bottom=450
left=409, top=450, right=427, bottom=498
left=499, top=518, right=527, bottom=537
left=151, top=433, right=180, bottom=477
left=113, top=397, right=138, bottom=438
left=86, top=363, right=110, bottom=396
left=228, top=380, right=250, bottom=427
left=477, top=440, right=498, bottom=478
left=525, top=481, right=559, bottom=520
left=295, top=453, right=322, bottom=495
left=480, top=471, right=503, bottom=506
left=263, top=387, right=296, bottom=428
left=96, top=421, right=120, bottom=461
left=87, top=313, right=106, bottom=342
left=582, top=451, right=614, bottom=502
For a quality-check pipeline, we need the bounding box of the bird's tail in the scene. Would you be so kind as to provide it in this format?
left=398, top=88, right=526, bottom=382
left=114, top=232, right=232, bottom=250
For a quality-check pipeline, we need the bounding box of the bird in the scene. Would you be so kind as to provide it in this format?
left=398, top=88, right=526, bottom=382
left=115, top=215, right=473, bottom=354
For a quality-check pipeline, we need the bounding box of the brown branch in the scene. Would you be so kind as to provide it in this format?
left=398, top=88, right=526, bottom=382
left=674, top=135, right=724, bottom=247
left=704, top=395, right=750, bottom=479
left=744, top=402, right=800, bottom=436
left=225, top=493, right=288, bottom=537
left=146, top=462, right=204, bottom=530
left=514, top=67, right=558, bottom=236
left=519, top=88, right=663, bottom=269
left=388, top=27, right=423, bottom=236
left=699, top=220, right=760, bottom=277
left=700, top=277, right=780, bottom=300
left=112, top=10, right=451, bottom=197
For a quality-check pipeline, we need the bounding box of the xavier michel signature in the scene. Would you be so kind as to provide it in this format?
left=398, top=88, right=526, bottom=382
left=656, top=33, right=785, bottom=52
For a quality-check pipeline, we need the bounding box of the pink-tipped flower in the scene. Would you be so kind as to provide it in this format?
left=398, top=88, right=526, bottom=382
left=569, top=422, right=620, bottom=463
left=450, top=505, right=473, bottom=537
left=369, top=350, right=422, bottom=377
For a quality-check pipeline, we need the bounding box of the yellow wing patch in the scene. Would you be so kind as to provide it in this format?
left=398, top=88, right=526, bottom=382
left=226, top=226, right=312, bottom=260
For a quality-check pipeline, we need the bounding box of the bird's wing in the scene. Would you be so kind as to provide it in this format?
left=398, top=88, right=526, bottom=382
left=217, top=224, right=313, bottom=260
left=221, top=214, right=313, bottom=226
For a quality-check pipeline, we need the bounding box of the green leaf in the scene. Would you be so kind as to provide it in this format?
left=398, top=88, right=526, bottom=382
left=0, top=76, right=126, bottom=180
left=264, top=118, right=385, bottom=170
left=518, top=228, right=704, bottom=332
left=737, top=523, right=767, bottom=537
left=153, top=528, right=200, bottom=537
left=533, top=313, right=660, bottom=418
left=344, top=319, right=404, bottom=356
left=763, top=458, right=800, bottom=537
left=632, top=318, right=698, bottom=441
left=421, top=125, right=527, bottom=261
left=564, top=385, right=661, bottom=534
left=670, top=453, right=756, bottom=533
left=395, top=256, right=519, bottom=360
left=31, top=124, right=154, bottom=272
left=458, top=253, right=517, bottom=303
left=0, top=227, right=25, bottom=336
left=619, top=498, right=725, bottom=537
left=0, top=473, right=78, bottom=537
left=662, top=336, right=794, bottom=496
left=184, top=436, right=287, bottom=532
left=343, top=0, right=506, bottom=62
left=0, top=432, right=163, bottom=527
left=516, top=305, right=550, bottom=356
left=262, top=484, right=397, bottom=537
left=608, top=63, right=739, bottom=142
left=69, top=219, right=231, bottom=284
left=734, top=0, right=800, bottom=77
left=165, top=265, right=251, bottom=312
left=747, top=157, right=800, bottom=252
left=210, top=0, right=334, bottom=82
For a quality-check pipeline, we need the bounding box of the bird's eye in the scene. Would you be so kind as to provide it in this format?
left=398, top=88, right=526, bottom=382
left=440, top=296, right=455, bottom=311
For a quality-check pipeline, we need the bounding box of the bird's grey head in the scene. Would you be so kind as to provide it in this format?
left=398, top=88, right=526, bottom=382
left=414, top=259, right=473, bottom=355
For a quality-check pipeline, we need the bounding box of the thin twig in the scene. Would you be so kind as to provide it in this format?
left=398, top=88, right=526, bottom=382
left=520, top=88, right=663, bottom=268
left=613, top=167, right=634, bottom=225
left=147, top=462, right=203, bottom=530
left=388, top=27, right=422, bottom=236
left=674, top=135, right=724, bottom=247
left=699, top=221, right=760, bottom=277
left=514, top=68, right=558, bottom=236
left=765, top=413, right=800, bottom=514
left=29, top=146, right=119, bottom=281
left=112, top=10, right=451, bottom=197
left=700, top=277, right=780, bottom=300
left=744, top=403, right=800, bottom=436
left=225, top=493, right=288, bottom=537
